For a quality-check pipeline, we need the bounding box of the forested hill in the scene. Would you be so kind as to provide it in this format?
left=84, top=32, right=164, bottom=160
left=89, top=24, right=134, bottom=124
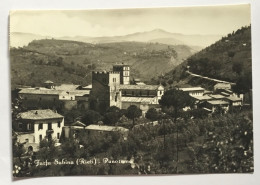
left=160, top=25, right=252, bottom=88
left=10, top=39, right=195, bottom=88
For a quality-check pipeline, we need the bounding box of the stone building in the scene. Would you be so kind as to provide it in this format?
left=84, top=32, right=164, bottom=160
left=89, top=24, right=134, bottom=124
left=18, top=83, right=90, bottom=111
left=15, top=109, right=64, bottom=151
left=91, top=71, right=122, bottom=112
left=91, top=64, right=164, bottom=114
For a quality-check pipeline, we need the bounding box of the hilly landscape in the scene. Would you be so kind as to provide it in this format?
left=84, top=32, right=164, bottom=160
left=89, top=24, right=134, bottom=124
left=157, top=25, right=252, bottom=90
left=10, top=39, right=195, bottom=89
left=10, top=29, right=221, bottom=49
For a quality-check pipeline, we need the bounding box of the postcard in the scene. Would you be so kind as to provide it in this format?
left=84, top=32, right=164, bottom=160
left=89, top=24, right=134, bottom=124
left=10, top=4, right=253, bottom=177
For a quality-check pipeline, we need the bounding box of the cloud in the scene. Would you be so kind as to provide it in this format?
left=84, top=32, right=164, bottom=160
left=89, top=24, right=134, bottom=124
left=10, top=5, right=251, bottom=37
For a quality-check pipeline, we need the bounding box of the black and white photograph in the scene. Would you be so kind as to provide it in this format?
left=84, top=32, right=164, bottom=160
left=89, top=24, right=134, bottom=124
left=9, top=4, right=253, bottom=177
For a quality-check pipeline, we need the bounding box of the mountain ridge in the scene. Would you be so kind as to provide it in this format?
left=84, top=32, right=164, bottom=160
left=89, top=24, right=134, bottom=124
left=10, top=29, right=222, bottom=49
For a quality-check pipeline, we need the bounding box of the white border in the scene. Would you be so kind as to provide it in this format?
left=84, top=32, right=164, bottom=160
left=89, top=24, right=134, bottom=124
left=1, top=0, right=259, bottom=185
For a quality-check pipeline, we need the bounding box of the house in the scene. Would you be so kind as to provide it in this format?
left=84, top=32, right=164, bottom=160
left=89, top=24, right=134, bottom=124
left=18, top=83, right=90, bottom=111
left=15, top=109, right=64, bottom=151
left=63, top=124, right=129, bottom=141
left=225, top=96, right=243, bottom=106
left=85, top=124, right=129, bottom=140
left=204, top=100, right=229, bottom=113
left=179, top=87, right=205, bottom=96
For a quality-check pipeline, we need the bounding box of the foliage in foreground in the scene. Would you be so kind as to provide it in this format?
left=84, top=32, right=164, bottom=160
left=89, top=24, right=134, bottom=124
left=13, top=110, right=253, bottom=176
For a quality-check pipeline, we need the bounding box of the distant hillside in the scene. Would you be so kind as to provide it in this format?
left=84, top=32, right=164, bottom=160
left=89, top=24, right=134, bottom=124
left=10, top=32, right=52, bottom=48
left=157, top=25, right=252, bottom=90
left=10, top=29, right=221, bottom=49
left=10, top=39, right=194, bottom=88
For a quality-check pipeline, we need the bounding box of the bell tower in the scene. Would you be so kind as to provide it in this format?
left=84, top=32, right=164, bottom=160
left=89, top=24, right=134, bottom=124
left=113, top=63, right=130, bottom=85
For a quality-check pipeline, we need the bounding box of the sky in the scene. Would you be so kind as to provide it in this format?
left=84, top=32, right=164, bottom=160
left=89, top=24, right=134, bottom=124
left=10, top=4, right=251, bottom=37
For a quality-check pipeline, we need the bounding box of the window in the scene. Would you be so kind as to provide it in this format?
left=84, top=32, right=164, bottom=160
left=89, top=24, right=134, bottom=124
left=47, top=134, right=52, bottom=141
left=38, top=123, right=43, bottom=130
left=57, top=133, right=60, bottom=139
left=48, top=123, right=52, bottom=130
left=58, top=121, right=61, bottom=128
left=124, top=91, right=126, bottom=96
left=25, top=139, right=29, bottom=143
left=140, top=91, right=142, bottom=96
left=71, top=97, right=73, bottom=100
left=132, top=91, right=134, bottom=96
left=27, top=123, right=32, bottom=130
left=160, top=91, right=162, bottom=95
left=39, top=135, right=42, bottom=141
left=115, top=94, right=118, bottom=102
left=147, top=91, right=150, bottom=96
left=18, top=123, right=23, bottom=129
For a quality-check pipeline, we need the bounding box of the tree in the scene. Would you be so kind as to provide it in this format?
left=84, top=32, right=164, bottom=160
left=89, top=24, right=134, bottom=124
left=37, top=138, right=59, bottom=160
left=159, top=88, right=195, bottom=170
left=233, top=71, right=252, bottom=94
left=232, top=61, right=244, bottom=75
left=64, top=109, right=84, bottom=123
left=81, top=110, right=103, bottom=125
left=233, top=71, right=252, bottom=107
left=159, top=89, right=195, bottom=122
left=228, top=51, right=235, bottom=58
left=145, top=108, right=159, bottom=123
left=103, top=108, right=120, bottom=126
left=125, top=105, right=142, bottom=128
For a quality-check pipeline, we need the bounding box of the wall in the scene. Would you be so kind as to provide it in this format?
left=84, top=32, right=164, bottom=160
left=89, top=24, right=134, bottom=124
left=189, top=90, right=204, bottom=96
left=59, top=91, right=75, bottom=100
left=91, top=71, right=121, bottom=111
left=17, top=133, right=35, bottom=143
left=63, top=100, right=78, bottom=110
left=19, top=93, right=60, bottom=109
left=34, top=118, right=64, bottom=143
left=121, top=89, right=157, bottom=97
left=113, top=65, right=130, bottom=85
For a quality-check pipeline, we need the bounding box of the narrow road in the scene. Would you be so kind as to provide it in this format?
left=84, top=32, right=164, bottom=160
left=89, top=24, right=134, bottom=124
left=186, top=71, right=236, bottom=85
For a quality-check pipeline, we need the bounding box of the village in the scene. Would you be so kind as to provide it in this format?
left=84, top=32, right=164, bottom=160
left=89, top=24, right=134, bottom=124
left=12, top=63, right=245, bottom=154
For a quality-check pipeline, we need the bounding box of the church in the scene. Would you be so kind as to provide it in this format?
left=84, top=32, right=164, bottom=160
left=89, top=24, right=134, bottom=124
left=91, top=63, right=164, bottom=115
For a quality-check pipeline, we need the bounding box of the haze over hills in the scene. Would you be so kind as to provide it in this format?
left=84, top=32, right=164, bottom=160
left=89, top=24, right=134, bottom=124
left=10, top=29, right=222, bottom=49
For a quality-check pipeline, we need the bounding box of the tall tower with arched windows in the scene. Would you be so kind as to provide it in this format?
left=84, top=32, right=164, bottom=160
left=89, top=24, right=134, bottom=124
left=113, top=63, right=130, bottom=85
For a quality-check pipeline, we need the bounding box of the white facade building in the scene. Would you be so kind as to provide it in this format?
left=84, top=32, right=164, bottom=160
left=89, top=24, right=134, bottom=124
left=16, top=109, right=64, bottom=151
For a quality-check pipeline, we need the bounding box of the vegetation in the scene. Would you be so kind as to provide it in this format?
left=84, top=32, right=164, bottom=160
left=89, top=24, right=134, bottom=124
left=159, top=89, right=195, bottom=122
left=155, top=25, right=252, bottom=91
left=12, top=110, right=253, bottom=176
left=125, top=105, right=142, bottom=128
left=10, top=40, right=194, bottom=89
left=145, top=108, right=159, bottom=123
left=103, top=106, right=122, bottom=126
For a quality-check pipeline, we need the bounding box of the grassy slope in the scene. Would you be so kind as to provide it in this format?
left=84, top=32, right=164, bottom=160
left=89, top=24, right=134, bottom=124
left=10, top=39, right=194, bottom=88
left=160, top=25, right=251, bottom=89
